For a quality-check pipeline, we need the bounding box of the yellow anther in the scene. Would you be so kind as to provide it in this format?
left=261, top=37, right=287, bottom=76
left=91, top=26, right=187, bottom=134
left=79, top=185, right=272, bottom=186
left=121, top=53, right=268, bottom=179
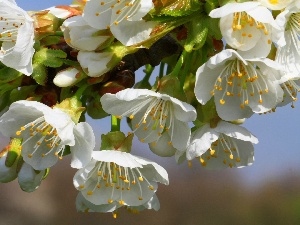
left=119, top=200, right=125, bottom=205
left=129, top=114, right=134, bottom=119
left=138, top=176, right=143, bottom=182
left=79, top=184, right=85, bottom=189
left=236, top=157, right=241, bottom=162
left=97, top=184, right=101, bottom=188
left=149, top=185, right=154, bottom=190
left=220, top=99, right=225, bottom=105
left=138, top=197, right=143, bottom=200
left=229, top=154, right=234, bottom=160
left=28, top=154, right=33, bottom=158
left=210, top=149, right=215, bottom=155
left=87, top=190, right=93, bottom=196
left=108, top=199, right=113, bottom=204
left=16, top=131, right=21, bottom=136
left=188, top=161, right=192, bottom=168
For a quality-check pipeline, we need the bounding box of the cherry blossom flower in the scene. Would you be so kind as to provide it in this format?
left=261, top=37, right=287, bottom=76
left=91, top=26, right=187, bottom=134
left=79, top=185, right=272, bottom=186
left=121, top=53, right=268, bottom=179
left=73, top=150, right=168, bottom=211
left=186, top=121, right=258, bottom=169
left=195, top=49, right=284, bottom=121
left=100, top=89, right=197, bottom=151
left=0, top=0, right=35, bottom=75
left=83, top=0, right=156, bottom=46
left=209, top=2, right=276, bottom=58
left=272, top=2, right=300, bottom=81
left=0, top=100, right=95, bottom=170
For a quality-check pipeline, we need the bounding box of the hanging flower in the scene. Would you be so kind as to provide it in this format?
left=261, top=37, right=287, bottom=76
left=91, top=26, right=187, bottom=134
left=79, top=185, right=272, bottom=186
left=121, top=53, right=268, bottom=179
left=209, top=2, right=276, bottom=58
left=83, top=0, right=157, bottom=46
left=0, top=100, right=95, bottom=170
left=272, top=2, right=300, bottom=82
left=0, top=0, right=35, bottom=75
left=73, top=150, right=168, bottom=212
left=100, top=89, right=197, bottom=151
left=195, top=49, right=284, bottom=121
left=186, top=121, right=258, bottom=169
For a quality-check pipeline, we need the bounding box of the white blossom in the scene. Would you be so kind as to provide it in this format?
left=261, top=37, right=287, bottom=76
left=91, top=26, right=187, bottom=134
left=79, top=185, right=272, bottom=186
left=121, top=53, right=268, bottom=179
left=209, top=2, right=276, bottom=58
left=0, top=0, right=35, bottom=75
left=101, top=89, right=197, bottom=151
left=186, top=121, right=258, bottom=169
left=0, top=100, right=95, bottom=170
left=195, top=49, right=284, bottom=121
left=74, top=150, right=168, bottom=211
left=83, top=0, right=157, bottom=46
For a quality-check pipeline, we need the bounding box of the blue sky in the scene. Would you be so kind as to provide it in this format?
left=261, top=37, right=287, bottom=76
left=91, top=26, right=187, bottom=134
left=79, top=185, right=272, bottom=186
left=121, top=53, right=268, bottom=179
left=15, top=0, right=300, bottom=185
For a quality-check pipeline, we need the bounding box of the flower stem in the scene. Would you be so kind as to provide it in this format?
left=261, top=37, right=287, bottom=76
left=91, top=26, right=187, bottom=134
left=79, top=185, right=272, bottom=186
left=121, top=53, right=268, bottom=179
left=143, top=64, right=154, bottom=82
left=159, top=62, right=165, bottom=79
left=73, top=83, right=89, bottom=101
left=111, top=115, right=121, bottom=132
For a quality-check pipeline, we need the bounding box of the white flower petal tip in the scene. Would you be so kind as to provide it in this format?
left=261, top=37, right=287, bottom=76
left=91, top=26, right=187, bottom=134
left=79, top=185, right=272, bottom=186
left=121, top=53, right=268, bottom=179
left=83, top=0, right=155, bottom=46
left=77, top=51, right=113, bottom=77
left=209, top=2, right=276, bottom=58
left=258, top=0, right=293, bottom=10
left=0, top=0, right=35, bottom=75
left=100, top=89, right=196, bottom=151
left=73, top=150, right=168, bottom=210
left=186, top=121, right=257, bottom=170
left=0, top=100, right=94, bottom=170
left=17, top=163, right=45, bottom=192
left=53, top=68, right=81, bottom=87
left=195, top=49, right=284, bottom=121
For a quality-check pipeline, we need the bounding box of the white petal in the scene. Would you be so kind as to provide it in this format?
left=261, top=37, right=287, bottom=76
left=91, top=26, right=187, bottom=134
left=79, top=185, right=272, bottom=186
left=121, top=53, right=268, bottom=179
left=216, top=121, right=258, bottom=144
left=70, top=122, right=95, bottom=169
left=18, top=163, right=44, bottom=192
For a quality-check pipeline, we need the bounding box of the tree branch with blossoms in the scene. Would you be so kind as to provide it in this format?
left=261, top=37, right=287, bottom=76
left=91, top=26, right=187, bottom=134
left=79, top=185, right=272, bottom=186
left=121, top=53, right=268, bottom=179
left=0, top=0, right=299, bottom=218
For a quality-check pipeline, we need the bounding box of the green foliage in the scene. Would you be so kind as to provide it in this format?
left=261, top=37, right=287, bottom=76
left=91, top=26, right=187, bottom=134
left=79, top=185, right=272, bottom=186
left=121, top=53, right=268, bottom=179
left=100, top=131, right=134, bottom=153
left=157, top=0, right=202, bottom=17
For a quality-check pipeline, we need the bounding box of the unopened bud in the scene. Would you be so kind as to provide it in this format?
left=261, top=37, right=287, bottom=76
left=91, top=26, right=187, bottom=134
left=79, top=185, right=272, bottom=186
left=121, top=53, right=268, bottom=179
left=53, top=67, right=84, bottom=87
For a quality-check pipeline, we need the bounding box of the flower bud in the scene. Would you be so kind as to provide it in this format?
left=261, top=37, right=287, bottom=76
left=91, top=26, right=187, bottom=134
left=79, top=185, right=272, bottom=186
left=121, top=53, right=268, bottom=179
left=53, top=67, right=85, bottom=87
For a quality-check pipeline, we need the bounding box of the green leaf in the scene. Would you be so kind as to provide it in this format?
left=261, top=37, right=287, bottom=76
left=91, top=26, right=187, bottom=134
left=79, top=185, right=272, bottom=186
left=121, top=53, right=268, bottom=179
left=157, top=0, right=202, bottom=17
left=32, top=63, right=47, bottom=85
left=34, top=47, right=67, bottom=68
left=184, top=17, right=208, bottom=52
left=40, top=35, right=61, bottom=46
left=0, top=66, right=22, bottom=83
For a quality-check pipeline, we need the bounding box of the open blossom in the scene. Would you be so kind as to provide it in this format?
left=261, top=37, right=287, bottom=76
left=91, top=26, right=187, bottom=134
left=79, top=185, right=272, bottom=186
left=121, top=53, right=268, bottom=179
left=0, top=100, right=95, bottom=170
left=100, top=89, right=197, bottom=151
left=195, top=49, right=284, bottom=121
left=272, top=2, right=300, bottom=81
left=74, top=150, right=168, bottom=212
left=83, top=0, right=157, bottom=46
left=0, top=0, right=35, bottom=75
left=186, top=121, right=258, bottom=169
left=209, top=2, right=276, bottom=58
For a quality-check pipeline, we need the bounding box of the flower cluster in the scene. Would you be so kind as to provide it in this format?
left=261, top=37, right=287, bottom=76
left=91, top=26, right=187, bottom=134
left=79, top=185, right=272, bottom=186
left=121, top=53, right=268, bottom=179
left=0, top=0, right=299, bottom=218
